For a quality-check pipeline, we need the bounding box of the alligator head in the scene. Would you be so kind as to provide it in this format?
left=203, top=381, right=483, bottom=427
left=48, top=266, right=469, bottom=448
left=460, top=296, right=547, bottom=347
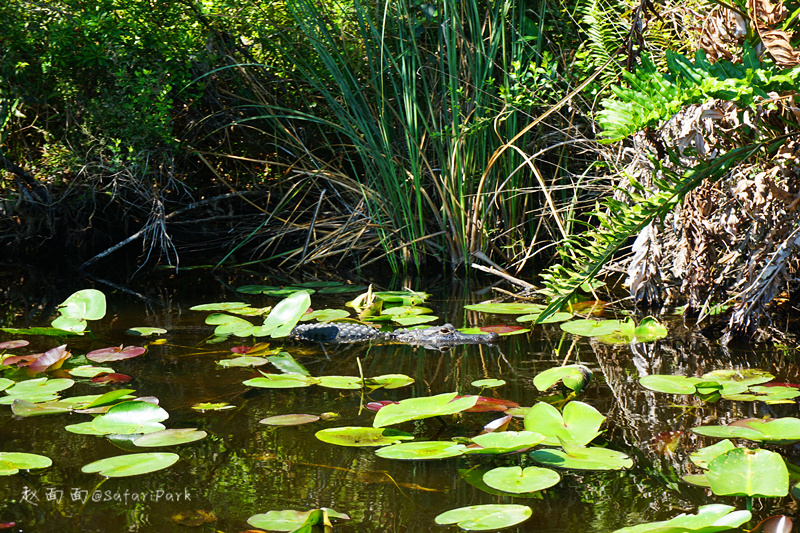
left=391, top=323, right=500, bottom=347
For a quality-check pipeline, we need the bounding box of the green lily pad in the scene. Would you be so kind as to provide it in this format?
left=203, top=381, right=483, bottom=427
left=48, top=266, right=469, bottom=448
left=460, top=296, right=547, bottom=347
left=639, top=375, right=702, bottom=394
left=244, top=374, right=319, bottom=389
left=192, top=402, right=235, bottom=411
left=92, top=400, right=169, bottom=435
left=471, top=378, right=506, bottom=389
left=133, top=428, right=208, bottom=447
left=689, top=440, right=736, bottom=469
left=0, top=327, right=78, bottom=337
left=216, top=356, right=270, bottom=368
left=723, top=385, right=800, bottom=403
left=320, top=284, right=369, bottom=294
left=267, top=353, right=310, bottom=375
left=0, top=378, right=14, bottom=391
left=612, top=504, right=751, bottom=533
left=52, top=289, right=107, bottom=332
left=297, top=309, right=351, bottom=322
left=81, top=452, right=179, bottom=477
left=482, top=466, right=561, bottom=493
left=11, top=399, right=72, bottom=417
left=260, top=414, right=320, bottom=426
left=392, top=315, right=438, bottom=326
left=248, top=508, right=350, bottom=531
left=692, top=417, right=800, bottom=444
left=4, top=377, right=75, bottom=403
left=373, top=392, right=478, bottom=428
left=523, top=401, right=605, bottom=446
left=191, top=301, right=251, bottom=311
left=68, top=365, right=116, bottom=378
left=706, top=448, right=789, bottom=497
left=371, top=291, right=429, bottom=305
left=435, top=504, right=532, bottom=531
left=534, top=365, right=593, bottom=392
left=375, top=441, right=467, bottom=460
left=465, top=431, right=545, bottom=455
left=315, top=427, right=414, bottom=447
left=84, top=389, right=138, bottom=409
left=560, top=318, right=630, bottom=338
left=632, top=317, right=668, bottom=342
left=206, top=314, right=257, bottom=337
left=364, top=374, right=414, bottom=389
left=126, top=327, right=168, bottom=336
left=700, top=369, right=774, bottom=386
left=464, top=303, right=546, bottom=315
left=516, top=312, right=573, bottom=323
left=259, top=290, right=312, bottom=338
left=65, top=421, right=111, bottom=435
left=0, top=452, right=53, bottom=476
left=530, top=445, right=633, bottom=470
left=317, top=375, right=363, bottom=389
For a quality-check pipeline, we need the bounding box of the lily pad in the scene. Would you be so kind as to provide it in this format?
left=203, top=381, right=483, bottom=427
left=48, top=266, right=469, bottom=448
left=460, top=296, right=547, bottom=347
left=68, top=365, right=116, bottom=378
left=464, top=303, right=546, bottom=315
left=560, top=318, right=630, bottom=338
left=639, top=375, right=703, bottom=395
left=365, top=374, right=415, bottom=389
left=435, top=504, right=532, bottom=531
left=471, top=378, right=506, bottom=389
left=692, top=417, right=800, bottom=444
left=482, top=466, right=561, bottom=493
left=244, top=374, right=319, bottom=389
left=315, top=427, right=413, bottom=447
left=92, top=400, right=169, bottom=435
left=86, top=345, right=146, bottom=363
left=259, top=290, right=312, bottom=338
left=690, top=440, right=736, bottom=469
left=125, top=327, right=168, bottom=336
left=260, top=414, right=320, bottom=426
left=52, top=289, right=107, bottom=332
left=192, top=402, right=235, bottom=411
left=530, top=445, right=633, bottom=470
left=0, top=340, right=29, bottom=350
left=373, top=392, right=478, bottom=428
left=4, top=377, right=75, bottom=399
left=534, top=365, right=593, bottom=392
left=317, top=375, right=363, bottom=389
left=216, top=356, right=270, bottom=368
left=297, top=309, right=351, bottom=322
left=0, top=452, right=53, bottom=476
left=375, top=441, right=467, bottom=460
left=706, top=448, right=789, bottom=497
left=465, top=431, right=545, bottom=455
left=133, top=428, right=208, bottom=447
left=516, top=312, right=573, bottom=323
left=612, top=504, right=751, bottom=533
left=248, top=508, right=350, bottom=531
left=206, top=314, right=257, bottom=337
left=81, top=452, right=179, bottom=477
left=190, top=301, right=251, bottom=311
left=523, top=401, right=605, bottom=446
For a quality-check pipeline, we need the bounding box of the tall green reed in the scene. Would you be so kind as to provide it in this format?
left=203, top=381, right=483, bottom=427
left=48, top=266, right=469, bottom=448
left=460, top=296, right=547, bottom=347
left=241, top=0, right=554, bottom=272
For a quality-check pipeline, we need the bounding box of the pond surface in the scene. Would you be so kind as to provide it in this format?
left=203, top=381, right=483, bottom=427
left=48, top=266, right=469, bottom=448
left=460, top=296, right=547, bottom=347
left=0, top=270, right=798, bottom=532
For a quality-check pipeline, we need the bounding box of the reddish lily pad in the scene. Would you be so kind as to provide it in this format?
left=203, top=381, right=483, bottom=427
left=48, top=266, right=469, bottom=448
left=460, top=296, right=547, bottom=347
left=87, top=345, right=146, bottom=363
left=0, top=340, right=29, bottom=350
left=91, top=373, right=133, bottom=384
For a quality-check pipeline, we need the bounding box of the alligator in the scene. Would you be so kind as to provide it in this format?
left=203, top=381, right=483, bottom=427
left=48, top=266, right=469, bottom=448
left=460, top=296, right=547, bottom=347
left=289, top=322, right=500, bottom=347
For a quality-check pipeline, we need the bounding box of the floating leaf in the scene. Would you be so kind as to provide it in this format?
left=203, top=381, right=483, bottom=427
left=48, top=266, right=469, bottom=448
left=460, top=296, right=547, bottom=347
left=639, top=375, right=702, bottom=394
left=701, top=369, right=774, bottom=386
left=133, top=429, right=207, bottom=447
left=92, top=400, right=169, bottom=435
left=530, top=446, right=633, bottom=470
left=690, top=440, right=736, bottom=469
left=464, top=303, right=545, bottom=315
left=375, top=441, right=466, bottom=460
left=692, top=418, right=800, bottom=444
left=84, top=389, right=137, bottom=409
left=216, top=356, right=270, bottom=368
left=706, top=448, right=789, bottom=497
left=247, top=508, right=350, bottom=531
left=523, top=401, right=605, bottom=446
left=0, top=340, right=29, bottom=350
left=5, top=377, right=74, bottom=398
left=560, top=319, right=630, bottom=338
left=373, top=392, right=478, bottom=428
left=260, top=290, right=312, bottom=338
left=516, top=312, right=573, bottom=323
left=190, top=301, right=251, bottom=311
left=206, top=314, right=256, bottom=337
left=482, top=466, right=560, bottom=493
left=0, top=452, right=52, bottom=476
left=81, top=452, right=179, bottom=477
left=192, top=402, right=235, bottom=412
left=534, top=365, right=593, bottom=392
left=0, top=327, right=77, bottom=337
left=126, top=327, right=167, bottom=336
left=315, top=427, right=413, bottom=447
left=611, top=504, right=751, bottom=533
left=297, top=309, right=351, bottom=322
left=319, top=284, right=369, bottom=294
left=68, top=365, right=115, bottom=378
left=317, top=375, right=363, bottom=389
left=435, top=504, right=532, bottom=531
left=465, top=431, right=544, bottom=455
left=244, top=374, right=318, bottom=389
left=471, top=378, right=506, bottom=389
left=267, top=353, right=310, bottom=375
left=632, top=317, right=668, bottom=342
left=86, top=345, right=146, bottom=363
left=11, top=399, right=71, bottom=417
left=29, top=344, right=72, bottom=372
left=260, top=414, right=320, bottom=426
left=365, top=374, right=414, bottom=390
left=57, top=289, right=107, bottom=320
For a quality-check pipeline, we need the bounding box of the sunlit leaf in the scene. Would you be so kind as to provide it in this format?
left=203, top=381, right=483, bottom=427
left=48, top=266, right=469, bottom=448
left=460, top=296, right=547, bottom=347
left=435, top=504, right=532, bottom=531
left=482, top=466, right=560, bottom=493
left=0, top=452, right=52, bottom=476
left=375, top=441, right=466, bottom=460
left=706, top=448, right=789, bottom=497
left=86, top=345, right=146, bottom=363
left=611, top=504, right=751, bottom=533
left=81, top=452, right=179, bottom=477
left=259, top=414, right=320, bottom=426
left=133, top=429, right=207, bottom=447
left=315, top=427, right=413, bottom=447
left=373, top=392, right=478, bottom=428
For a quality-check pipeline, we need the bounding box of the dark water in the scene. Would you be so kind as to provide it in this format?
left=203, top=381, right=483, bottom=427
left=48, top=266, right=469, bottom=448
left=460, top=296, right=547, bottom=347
left=0, top=269, right=797, bottom=532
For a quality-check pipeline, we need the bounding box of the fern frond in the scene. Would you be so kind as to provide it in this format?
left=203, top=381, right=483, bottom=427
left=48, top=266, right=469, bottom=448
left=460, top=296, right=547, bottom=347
left=536, top=142, right=765, bottom=322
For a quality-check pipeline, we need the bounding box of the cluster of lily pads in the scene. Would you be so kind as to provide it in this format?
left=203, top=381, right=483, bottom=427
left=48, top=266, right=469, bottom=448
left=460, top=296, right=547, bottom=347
left=0, top=289, right=207, bottom=480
